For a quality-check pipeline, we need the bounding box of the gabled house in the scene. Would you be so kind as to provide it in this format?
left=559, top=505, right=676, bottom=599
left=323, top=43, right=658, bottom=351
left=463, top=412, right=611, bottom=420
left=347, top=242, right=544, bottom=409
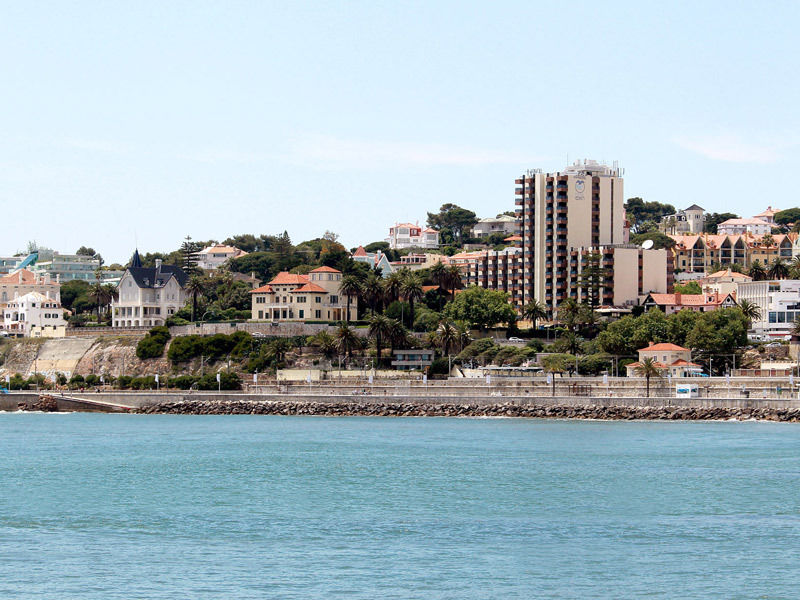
left=1, top=291, right=66, bottom=337
left=111, top=250, right=188, bottom=327
left=352, top=246, right=394, bottom=277
left=641, top=291, right=737, bottom=314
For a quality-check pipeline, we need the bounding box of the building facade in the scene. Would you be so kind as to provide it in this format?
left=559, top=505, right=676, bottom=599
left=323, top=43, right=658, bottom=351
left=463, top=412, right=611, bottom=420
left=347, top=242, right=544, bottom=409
left=1, top=291, right=66, bottom=337
left=670, top=233, right=795, bottom=273
left=661, top=205, right=706, bottom=234
left=250, top=266, right=357, bottom=322
left=112, top=254, right=188, bottom=327
left=0, top=269, right=60, bottom=304
left=736, top=279, right=800, bottom=340
left=641, top=291, right=738, bottom=314
left=385, top=223, right=439, bottom=249
left=626, top=342, right=703, bottom=377
left=31, top=252, right=101, bottom=282
left=197, top=244, right=248, bottom=270
left=716, top=217, right=772, bottom=236
left=471, top=215, right=517, bottom=238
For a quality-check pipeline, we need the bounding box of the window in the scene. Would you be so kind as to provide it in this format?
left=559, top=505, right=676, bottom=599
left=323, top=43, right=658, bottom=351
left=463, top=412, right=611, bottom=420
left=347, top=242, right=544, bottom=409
left=315, top=310, right=321, bottom=318
left=330, top=295, right=338, bottom=304
left=315, top=296, right=321, bottom=303
left=299, top=310, right=304, bottom=319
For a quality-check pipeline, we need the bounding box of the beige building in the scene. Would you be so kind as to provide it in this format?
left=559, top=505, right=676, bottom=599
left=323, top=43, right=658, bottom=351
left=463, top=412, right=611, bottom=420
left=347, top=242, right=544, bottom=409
left=670, top=232, right=795, bottom=272
left=197, top=244, right=248, bottom=270
left=697, top=269, right=752, bottom=297
left=250, top=266, right=357, bottom=322
left=661, top=204, right=705, bottom=234
left=0, top=269, right=60, bottom=304
left=626, top=342, right=703, bottom=377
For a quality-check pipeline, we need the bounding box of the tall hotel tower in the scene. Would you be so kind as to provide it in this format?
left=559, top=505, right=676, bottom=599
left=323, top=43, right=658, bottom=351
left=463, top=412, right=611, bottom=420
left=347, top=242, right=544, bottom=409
left=469, top=159, right=671, bottom=316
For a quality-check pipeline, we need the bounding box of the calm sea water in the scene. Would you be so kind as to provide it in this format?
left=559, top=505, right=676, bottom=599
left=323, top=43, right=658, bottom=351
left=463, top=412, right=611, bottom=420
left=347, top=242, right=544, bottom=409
left=1, top=414, right=799, bottom=599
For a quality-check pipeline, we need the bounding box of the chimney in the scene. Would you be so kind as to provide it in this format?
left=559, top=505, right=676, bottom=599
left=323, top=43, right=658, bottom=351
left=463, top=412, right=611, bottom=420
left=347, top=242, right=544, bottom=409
left=675, top=292, right=681, bottom=305
left=648, top=341, right=654, bottom=347
left=155, top=258, right=162, bottom=274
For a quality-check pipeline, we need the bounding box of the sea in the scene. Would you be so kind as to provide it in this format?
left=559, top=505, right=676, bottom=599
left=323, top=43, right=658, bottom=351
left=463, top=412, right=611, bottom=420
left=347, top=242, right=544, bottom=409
left=1, top=413, right=799, bottom=599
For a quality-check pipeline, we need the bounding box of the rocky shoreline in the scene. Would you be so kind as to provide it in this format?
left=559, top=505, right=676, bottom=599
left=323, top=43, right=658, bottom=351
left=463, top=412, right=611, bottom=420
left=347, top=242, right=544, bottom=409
left=136, top=399, right=800, bottom=421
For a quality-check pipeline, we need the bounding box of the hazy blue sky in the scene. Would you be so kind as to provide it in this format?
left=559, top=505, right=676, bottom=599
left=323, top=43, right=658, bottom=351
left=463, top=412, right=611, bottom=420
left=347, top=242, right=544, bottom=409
left=2, top=1, right=798, bottom=263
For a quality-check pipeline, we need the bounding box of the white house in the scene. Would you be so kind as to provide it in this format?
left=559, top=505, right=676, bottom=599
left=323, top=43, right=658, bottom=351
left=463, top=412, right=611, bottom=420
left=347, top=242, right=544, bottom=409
left=386, top=222, right=439, bottom=249
left=471, top=215, right=517, bottom=238
left=1, top=291, right=66, bottom=337
left=197, top=244, right=248, bottom=270
left=717, top=217, right=772, bottom=236
left=112, top=251, right=188, bottom=327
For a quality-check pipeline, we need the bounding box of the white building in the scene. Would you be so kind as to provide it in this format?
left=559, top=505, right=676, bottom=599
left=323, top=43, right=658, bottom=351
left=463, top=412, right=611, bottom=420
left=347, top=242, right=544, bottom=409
left=471, top=215, right=517, bottom=238
left=112, top=252, right=188, bottom=327
left=661, top=204, right=705, bottom=234
left=717, top=217, right=772, bottom=236
left=197, top=244, right=248, bottom=270
left=1, top=291, right=66, bottom=337
left=386, top=222, right=439, bottom=249
left=736, top=279, right=800, bottom=340
left=754, top=206, right=780, bottom=225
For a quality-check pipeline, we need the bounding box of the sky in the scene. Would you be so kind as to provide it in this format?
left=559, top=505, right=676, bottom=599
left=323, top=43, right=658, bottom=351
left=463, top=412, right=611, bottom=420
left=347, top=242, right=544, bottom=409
left=2, top=1, right=799, bottom=264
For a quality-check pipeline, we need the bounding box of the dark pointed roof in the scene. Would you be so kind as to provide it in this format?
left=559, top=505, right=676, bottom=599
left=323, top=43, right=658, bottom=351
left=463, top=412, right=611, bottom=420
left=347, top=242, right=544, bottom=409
left=126, top=265, right=189, bottom=289
left=129, top=249, right=142, bottom=268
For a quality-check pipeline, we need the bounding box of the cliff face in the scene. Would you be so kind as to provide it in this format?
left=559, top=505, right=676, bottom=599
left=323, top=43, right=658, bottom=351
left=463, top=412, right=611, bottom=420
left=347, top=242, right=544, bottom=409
left=0, top=336, right=171, bottom=378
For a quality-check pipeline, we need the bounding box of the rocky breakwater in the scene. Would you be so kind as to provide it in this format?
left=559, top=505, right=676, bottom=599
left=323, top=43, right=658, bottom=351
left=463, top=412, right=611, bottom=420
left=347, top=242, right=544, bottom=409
left=137, top=399, right=800, bottom=421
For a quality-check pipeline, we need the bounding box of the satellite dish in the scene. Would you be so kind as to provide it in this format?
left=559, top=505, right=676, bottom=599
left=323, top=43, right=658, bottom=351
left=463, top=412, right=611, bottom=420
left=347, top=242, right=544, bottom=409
left=641, top=239, right=654, bottom=250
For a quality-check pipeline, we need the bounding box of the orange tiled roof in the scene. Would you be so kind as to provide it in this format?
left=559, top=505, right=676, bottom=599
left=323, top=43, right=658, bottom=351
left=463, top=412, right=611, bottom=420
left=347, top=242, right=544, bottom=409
left=422, top=285, right=440, bottom=293
left=249, top=284, right=274, bottom=294
left=647, top=292, right=733, bottom=307
left=309, top=266, right=341, bottom=273
left=268, top=272, right=310, bottom=285
left=353, top=246, right=368, bottom=257
left=705, top=269, right=751, bottom=280
left=641, top=342, right=690, bottom=352
left=291, top=282, right=328, bottom=293
left=0, top=269, right=39, bottom=284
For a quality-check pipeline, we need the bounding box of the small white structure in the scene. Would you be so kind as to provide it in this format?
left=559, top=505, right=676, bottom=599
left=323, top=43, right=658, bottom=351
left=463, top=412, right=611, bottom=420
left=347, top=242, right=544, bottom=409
left=675, top=383, right=699, bottom=398
left=717, top=217, right=772, bottom=236
left=1, top=291, right=66, bottom=337
left=471, top=215, right=517, bottom=238
left=386, top=222, right=439, bottom=249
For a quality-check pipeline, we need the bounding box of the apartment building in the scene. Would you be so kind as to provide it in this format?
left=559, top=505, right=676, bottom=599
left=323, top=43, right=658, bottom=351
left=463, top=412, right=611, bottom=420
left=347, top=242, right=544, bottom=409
left=112, top=252, right=188, bottom=327
left=31, top=251, right=101, bottom=282
left=250, top=266, right=357, bottom=322
left=469, top=160, right=669, bottom=315
left=670, top=233, right=795, bottom=272
left=385, top=223, right=439, bottom=249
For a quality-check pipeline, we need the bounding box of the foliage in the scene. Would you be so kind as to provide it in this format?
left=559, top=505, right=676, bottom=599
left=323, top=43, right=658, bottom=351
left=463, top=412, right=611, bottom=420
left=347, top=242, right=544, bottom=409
left=166, top=331, right=253, bottom=363
left=629, top=231, right=676, bottom=250
left=136, top=326, right=171, bottom=359
left=673, top=281, right=702, bottom=294
left=426, top=203, right=478, bottom=246
left=773, top=208, right=800, bottom=227
left=541, top=353, right=575, bottom=376
left=624, top=198, right=676, bottom=233
left=428, top=357, right=450, bottom=375
left=443, top=286, right=517, bottom=330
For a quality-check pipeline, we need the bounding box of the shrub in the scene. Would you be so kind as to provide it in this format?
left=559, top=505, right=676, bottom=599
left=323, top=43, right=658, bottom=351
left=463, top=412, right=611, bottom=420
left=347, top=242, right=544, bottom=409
left=8, top=373, right=27, bottom=390
left=167, top=335, right=205, bottom=362
left=84, top=374, right=100, bottom=386
left=117, top=375, right=133, bottom=389
left=168, top=375, right=198, bottom=390
left=130, top=376, right=157, bottom=390
left=197, top=371, right=241, bottom=391
left=69, top=374, right=85, bottom=386
left=429, top=357, right=450, bottom=375
left=136, top=326, right=171, bottom=360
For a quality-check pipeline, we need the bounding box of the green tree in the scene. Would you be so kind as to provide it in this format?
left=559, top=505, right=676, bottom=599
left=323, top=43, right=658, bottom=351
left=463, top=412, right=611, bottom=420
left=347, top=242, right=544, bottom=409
left=433, top=320, right=457, bottom=357
left=748, top=260, right=767, bottom=281
left=335, top=322, right=362, bottom=360
left=629, top=231, right=676, bottom=250
left=624, top=198, right=676, bottom=233
left=768, top=258, right=789, bottom=280
left=737, top=299, right=761, bottom=326
left=442, top=286, right=517, bottom=330
left=186, top=276, right=205, bottom=322
left=673, top=281, right=702, bottom=294
left=703, top=212, right=739, bottom=234
left=181, top=236, right=202, bottom=275
left=339, top=274, right=362, bottom=323
left=634, top=357, right=661, bottom=398
left=426, top=204, right=478, bottom=246
left=774, top=208, right=800, bottom=227
left=578, top=252, right=609, bottom=308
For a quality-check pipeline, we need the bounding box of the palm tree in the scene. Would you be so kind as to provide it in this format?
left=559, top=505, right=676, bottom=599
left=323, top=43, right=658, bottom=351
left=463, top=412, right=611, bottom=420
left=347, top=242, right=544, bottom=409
left=430, top=262, right=446, bottom=290
left=768, top=258, right=789, bottom=280
left=88, top=282, right=113, bottom=325
left=367, top=313, right=393, bottom=365
left=335, top=322, right=361, bottom=361
left=522, top=300, right=548, bottom=329
left=434, top=320, right=457, bottom=357
left=264, top=338, right=292, bottom=365
left=400, top=273, right=424, bottom=327
left=453, top=320, right=472, bottom=353
left=339, top=275, right=362, bottom=323
left=387, top=318, right=410, bottom=356
left=737, top=298, right=762, bottom=326
left=362, top=274, right=383, bottom=315
left=557, top=298, right=581, bottom=331
left=382, top=272, right=403, bottom=305
left=186, top=276, right=205, bottom=322
left=634, top=356, right=662, bottom=398
left=444, top=265, right=463, bottom=296
left=309, top=331, right=336, bottom=358
left=748, top=260, right=766, bottom=281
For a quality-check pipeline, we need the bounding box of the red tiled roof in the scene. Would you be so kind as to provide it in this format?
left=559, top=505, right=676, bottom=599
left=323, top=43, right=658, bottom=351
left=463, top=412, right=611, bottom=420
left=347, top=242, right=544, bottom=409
left=353, top=246, right=368, bottom=257
left=309, top=266, right=341, bottom=273
left=268, top=272, right=310, bottom=285
left=504, top=235, right=523, bottom=242
left=0, top=269, right=38, bottom=284
left=422, top=285, right=440, bottom=293
left=671, top=359, right=701, bottom=367
left=646, top=292, right=732, bottom=307
left=249, top=284, right=274, bottom=294
left=291, top=283, right=328, bottom=293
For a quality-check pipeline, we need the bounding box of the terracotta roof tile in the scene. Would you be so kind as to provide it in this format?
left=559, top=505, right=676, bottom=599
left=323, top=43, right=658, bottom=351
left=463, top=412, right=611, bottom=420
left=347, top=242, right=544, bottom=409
left=268, top=272, right=310, bottom=285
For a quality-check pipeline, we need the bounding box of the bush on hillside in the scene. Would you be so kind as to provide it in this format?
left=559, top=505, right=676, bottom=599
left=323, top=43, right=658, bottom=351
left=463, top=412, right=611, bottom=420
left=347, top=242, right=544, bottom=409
left=136, top=326, right=171, bottom=360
